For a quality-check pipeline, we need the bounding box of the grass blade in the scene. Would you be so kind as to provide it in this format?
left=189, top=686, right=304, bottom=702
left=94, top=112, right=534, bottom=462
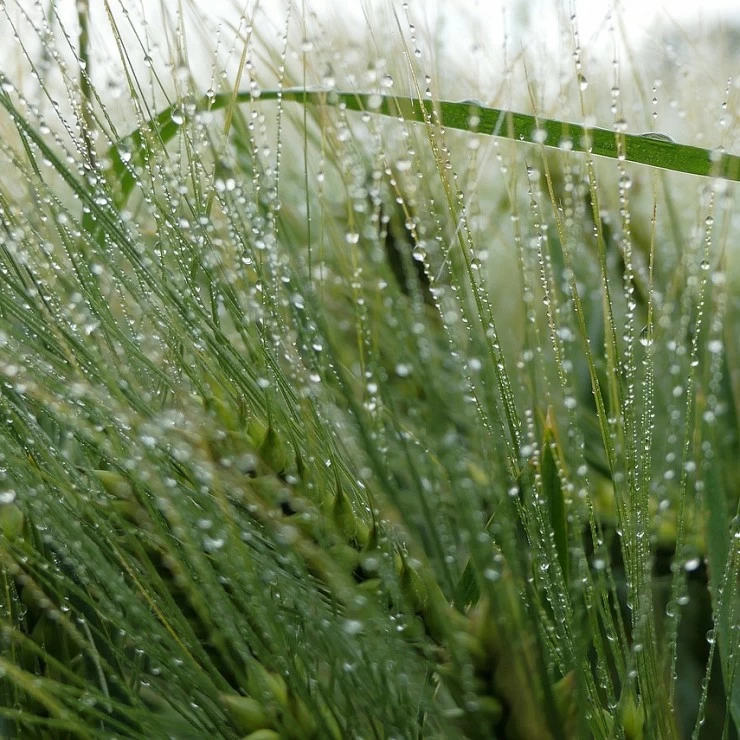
left=99, top=88, right=740, bottom=218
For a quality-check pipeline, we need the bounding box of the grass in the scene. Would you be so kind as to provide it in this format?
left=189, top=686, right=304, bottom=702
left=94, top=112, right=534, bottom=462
left=0, top=1, right=738, bottom=738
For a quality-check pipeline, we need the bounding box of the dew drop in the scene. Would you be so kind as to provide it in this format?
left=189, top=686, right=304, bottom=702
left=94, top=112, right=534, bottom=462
left=343, top=619, right=364, bottom=635
left=0, top=490, right=16, bottom=504
left=707, top=339, right=723, bottom=354
left=411, top=245, right=425, bottom=261
left=639, top=326, right=653, bottom=347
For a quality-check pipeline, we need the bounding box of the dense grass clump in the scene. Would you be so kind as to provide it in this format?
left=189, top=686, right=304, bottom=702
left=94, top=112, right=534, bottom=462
left=0, top=2, right=738, bottom=738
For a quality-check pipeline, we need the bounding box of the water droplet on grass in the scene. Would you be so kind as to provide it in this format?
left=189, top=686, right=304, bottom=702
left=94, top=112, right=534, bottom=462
left=343, top=619, right=364, bottom=635
left=0, top=490, right=16, bottom=504
left=411, top=245, right=425, bottom=261
left=708, top=339, right=722, bottom=354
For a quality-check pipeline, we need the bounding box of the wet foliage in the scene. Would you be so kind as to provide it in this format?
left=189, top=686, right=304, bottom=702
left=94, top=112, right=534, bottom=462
left=0, top=2, right=738, bottom=738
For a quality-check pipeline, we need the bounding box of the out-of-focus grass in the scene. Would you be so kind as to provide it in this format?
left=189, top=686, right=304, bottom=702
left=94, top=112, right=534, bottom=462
left=0, top=2, right=738, bottom=738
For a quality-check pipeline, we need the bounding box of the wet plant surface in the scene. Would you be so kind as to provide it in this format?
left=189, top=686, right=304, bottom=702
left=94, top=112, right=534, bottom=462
left=0, top=2, right=738, bottom=738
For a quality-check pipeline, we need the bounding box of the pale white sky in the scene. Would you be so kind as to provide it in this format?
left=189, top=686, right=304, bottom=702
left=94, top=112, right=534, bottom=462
left=1, top=0, right=737, bottom=143
left=3, top=0, right=737, bottom=82
left=4, top=0, right=737, bottom=58
left=197, top=0, right=739, bottom=48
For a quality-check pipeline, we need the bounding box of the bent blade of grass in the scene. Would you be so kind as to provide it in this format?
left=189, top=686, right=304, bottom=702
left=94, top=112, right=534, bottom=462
left=98, top=88, right=740, bottom=221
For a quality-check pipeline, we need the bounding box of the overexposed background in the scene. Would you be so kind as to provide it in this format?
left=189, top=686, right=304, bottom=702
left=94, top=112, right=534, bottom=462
left=2, top=0, right=738, bottom=141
